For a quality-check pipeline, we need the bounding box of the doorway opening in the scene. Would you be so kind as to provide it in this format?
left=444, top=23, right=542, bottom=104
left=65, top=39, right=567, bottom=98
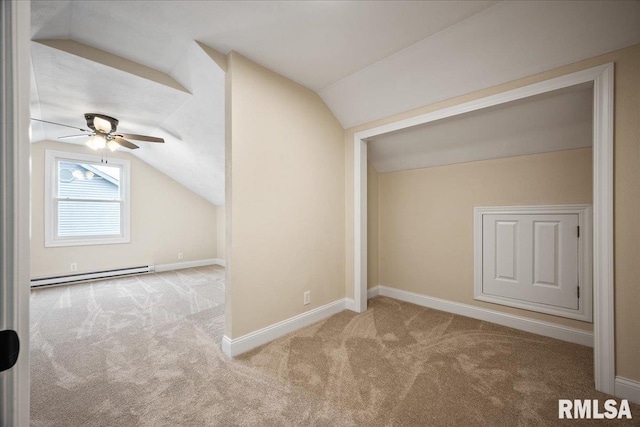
left=352, top=63, right=615, bottom=395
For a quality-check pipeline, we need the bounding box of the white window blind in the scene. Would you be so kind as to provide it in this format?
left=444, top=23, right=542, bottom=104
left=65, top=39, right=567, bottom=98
left=45, top=150, right=130, bottom=247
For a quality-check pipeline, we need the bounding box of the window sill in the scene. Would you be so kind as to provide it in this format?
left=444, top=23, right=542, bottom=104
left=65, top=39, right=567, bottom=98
left=44, top=236, right=130, bottom=248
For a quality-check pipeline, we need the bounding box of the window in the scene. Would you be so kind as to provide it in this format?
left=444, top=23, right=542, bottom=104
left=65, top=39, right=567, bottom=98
left=45, top=150, right=130, bottom=247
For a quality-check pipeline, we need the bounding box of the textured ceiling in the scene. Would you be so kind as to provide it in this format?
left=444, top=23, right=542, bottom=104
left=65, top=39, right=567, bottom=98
left=30, top=1, right=640, bottom=205
left=368, top=84, right=593, bottom=173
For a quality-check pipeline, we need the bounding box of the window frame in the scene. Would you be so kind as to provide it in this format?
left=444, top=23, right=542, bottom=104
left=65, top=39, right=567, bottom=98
left=44, top=149, right=131, bottom=247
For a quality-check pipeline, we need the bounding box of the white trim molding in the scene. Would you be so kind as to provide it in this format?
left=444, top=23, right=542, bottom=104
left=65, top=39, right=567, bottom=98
left=473, top=204, right=593, bottom=322
left=591, top=63, right=616, bottom=395
left=367, top=286, right=380, bottom=299
left=44, top=149, right=131, bottom=248
left=352, top=136, right=368, bottom=313
left=615, top=377, right=640, bottom=405
left=345, top=298, right=356, bottom=311
left=353, top=62, right=615, bottom=395
left=222, top=298, right=349, bottom=357
left=154, top=258, right=225, bottom=272
left=0, top=1, right=31, bottom=425
left=371, top=286, right=593, bottom=347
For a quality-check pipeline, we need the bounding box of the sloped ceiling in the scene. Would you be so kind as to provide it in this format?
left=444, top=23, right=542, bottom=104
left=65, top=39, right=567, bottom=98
left=368, top=84, right=594, bottom=173
left=321, top=1, right=640, bottom=128
left=30, top=1, right=640, bottom=205
left=31, top=38, right=226, bottom=205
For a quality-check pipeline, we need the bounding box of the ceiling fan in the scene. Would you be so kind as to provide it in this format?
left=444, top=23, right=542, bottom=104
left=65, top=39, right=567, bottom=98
left=31, top=113, right=164, bottom=151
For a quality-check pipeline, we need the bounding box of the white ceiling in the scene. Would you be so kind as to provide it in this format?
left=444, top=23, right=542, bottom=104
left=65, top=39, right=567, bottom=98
left=321, top=1, right=640, bottom=128
left=30, top=1, right=640, bottom=205
left=368, top=84, right=593, bottom=173
left=30, top=1, right=498, bottom=91
left=31, top=40, right=191, bottom=134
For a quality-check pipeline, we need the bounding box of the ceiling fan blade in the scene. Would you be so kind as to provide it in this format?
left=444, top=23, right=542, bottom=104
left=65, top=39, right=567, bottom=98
left=31, top=118, right=91, bottom=133
left=114, top=137, right=139, bottom=150
left=58, top=133, right=93, bottom=140
left=118, top=133, right=164, bottom=143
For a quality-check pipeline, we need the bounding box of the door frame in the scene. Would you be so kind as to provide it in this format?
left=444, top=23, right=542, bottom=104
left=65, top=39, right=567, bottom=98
left=0, top=1, right=31, bottom=425
left=352, top=63, right=615, bottom=395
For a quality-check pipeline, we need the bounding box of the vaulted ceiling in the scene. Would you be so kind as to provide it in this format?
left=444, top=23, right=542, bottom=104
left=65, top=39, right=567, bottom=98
left=369, top=84, right=594, bottom=173
left=30, top=1, right=640, bottom=204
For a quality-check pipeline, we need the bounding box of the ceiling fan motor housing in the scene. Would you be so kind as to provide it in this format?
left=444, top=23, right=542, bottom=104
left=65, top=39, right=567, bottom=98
left=85, top=113, right=119, bottom=133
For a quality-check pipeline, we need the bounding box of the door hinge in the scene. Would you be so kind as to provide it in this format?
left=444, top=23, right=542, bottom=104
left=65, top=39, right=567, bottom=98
left=577, top=226, right=580, bottom=238
left=577, top=286, right=580, bottom=299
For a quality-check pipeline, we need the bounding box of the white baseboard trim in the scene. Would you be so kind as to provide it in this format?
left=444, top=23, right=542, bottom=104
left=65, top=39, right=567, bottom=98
left=213, top=258, right=226, bottom=267
left=154, top=258, right=224, bottom=272
left=345, top=298, right=356, bottom=311
left=221, top=335, right=232, bottom=356
left=372, top=286, right=594, bottom=347
left=222, top=298, right=348, bottom=357
left=221, top=285, right=595, bottom=357
left=368, top=286, right=380, bottom=299
left=615, top=376, right=640, bottom=405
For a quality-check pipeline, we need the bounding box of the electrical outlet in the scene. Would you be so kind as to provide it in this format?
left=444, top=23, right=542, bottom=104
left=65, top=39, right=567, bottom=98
left=178, top=252, right=184, bottom=260
left=304, top=291, right=310, bottom=305
left=70, top=263, right=77, bottom=272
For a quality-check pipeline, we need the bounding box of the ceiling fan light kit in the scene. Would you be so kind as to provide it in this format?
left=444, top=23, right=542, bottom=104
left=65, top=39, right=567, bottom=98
left=30, top=113, right=165, bottom=154
left=107, top=140, right=120, bottom=152
left=86, top=134, right=106, bottom=150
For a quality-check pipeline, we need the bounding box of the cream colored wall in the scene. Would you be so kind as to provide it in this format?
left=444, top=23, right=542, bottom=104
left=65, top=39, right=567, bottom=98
left=377, top=148, right=593, bottom=331
left=346, top=44, right=640, bottom=381
left=226, top=52, right=345, bottom=338
left=216, top=205, right=226, bottom=260
left=612, top=45, right=640, bottom=383
left=30, top=141, right=217, bottom=277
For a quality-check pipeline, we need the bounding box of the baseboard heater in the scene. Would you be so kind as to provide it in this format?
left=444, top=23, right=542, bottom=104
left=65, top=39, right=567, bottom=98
left=30, top=265, right=155, bottom=288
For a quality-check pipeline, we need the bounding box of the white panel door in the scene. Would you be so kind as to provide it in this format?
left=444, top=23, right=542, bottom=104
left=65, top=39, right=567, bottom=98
left=482, top=213, right=579, bottom=310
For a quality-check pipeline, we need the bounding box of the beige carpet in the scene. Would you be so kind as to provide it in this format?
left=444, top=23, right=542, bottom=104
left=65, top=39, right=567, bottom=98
left=31, top=268, right=638, bottom=426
